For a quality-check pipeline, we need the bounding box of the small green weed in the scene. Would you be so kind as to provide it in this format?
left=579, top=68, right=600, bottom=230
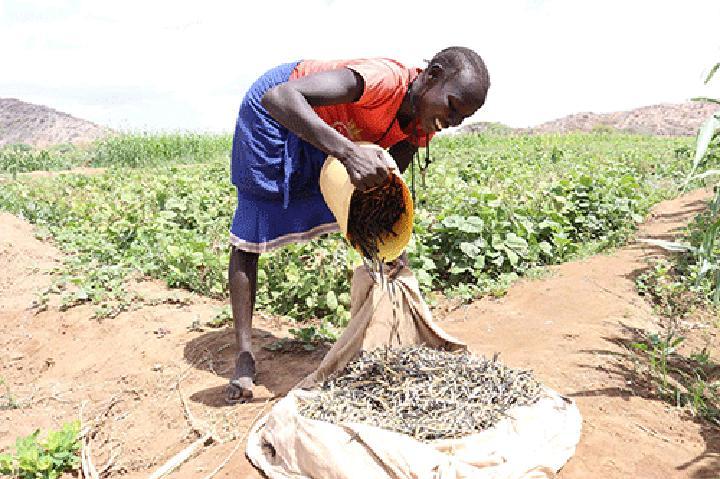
left=0, top=378, right=19, bottom=411
left=205, top=305, right=339, bottom=351
left=206, top=306, right=232, bottom=328
left=264, top=323, right=338, bottom=352
left=0, top=421, right=81, bottom=479
left=632, top=331, right=720, bottom=423
left=632, top=330, right=685, bottom=393
left=635, top=259, right=708, bottom=318
left=288, top=323, right=337, bottom=349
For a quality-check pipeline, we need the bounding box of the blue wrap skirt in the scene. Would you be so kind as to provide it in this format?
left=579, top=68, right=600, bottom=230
left=229, top=61, right=339, bottom=253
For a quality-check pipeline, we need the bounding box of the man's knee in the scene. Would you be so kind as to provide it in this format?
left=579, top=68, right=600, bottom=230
left=229, top=247, right=259, bottom=292
left=229, top=247, right=259, bottom=270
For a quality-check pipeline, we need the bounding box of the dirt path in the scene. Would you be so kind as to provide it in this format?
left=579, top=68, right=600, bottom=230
left=0, top=215, right=327, bottom=477
left=1, top=189, right=718, bottom=478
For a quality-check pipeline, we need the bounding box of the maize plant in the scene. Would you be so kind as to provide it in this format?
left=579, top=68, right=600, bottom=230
left=686, top=61, right=720, bottom=303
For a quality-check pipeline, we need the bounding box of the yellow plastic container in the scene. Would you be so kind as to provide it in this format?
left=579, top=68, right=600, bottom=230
left=319, top=143, right=414, bottom=262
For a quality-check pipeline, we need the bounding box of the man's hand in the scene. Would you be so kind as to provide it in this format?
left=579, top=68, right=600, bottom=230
left=340, top=144, right=394, bottom=191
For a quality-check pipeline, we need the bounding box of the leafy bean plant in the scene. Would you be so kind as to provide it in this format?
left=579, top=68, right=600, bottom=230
left=0, top=133, right=696, bottom=326
left=0, top=421, right=81, bottom=479
left=409, top=134, right=690, bottom=298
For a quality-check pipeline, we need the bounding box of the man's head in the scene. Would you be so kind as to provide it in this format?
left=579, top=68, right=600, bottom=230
left=411, top=46, right=490, bottom=135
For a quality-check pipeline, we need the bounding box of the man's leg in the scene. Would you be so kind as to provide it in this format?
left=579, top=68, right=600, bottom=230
left=226, top=246, right=259, bottom=403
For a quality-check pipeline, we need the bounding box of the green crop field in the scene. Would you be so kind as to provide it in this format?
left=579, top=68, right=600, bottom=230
left=0, top=133, right=231, bottom=177
left=0, top=132, right=702, bottom=327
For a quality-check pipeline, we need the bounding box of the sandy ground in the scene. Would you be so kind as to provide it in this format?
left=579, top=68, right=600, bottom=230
left=1, top=188, right=718, bottom=478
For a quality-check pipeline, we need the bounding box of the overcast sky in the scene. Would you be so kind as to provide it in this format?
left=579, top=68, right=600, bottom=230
left=2, top=0, right=719, bottom=133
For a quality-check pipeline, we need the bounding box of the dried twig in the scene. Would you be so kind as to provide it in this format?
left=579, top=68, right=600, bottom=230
left=163, top=365, right=194, bottom=402
left=79, top=397, right=122, bottom=478
left=95, top=396, right=121, bottom=422
left=200, top=398, right=272, bottom=479
left=170, top=364, right=194, bottom=391
left=82, top=435, right=100, bottom=479
left=79, top=401, right=100, bottom=479
left=147, top=432, right=213, bottom=479
left=145, top=373, right=220, bottom=478
left=178, top=385, right=210, bottom=438
left=98, top=446, right=120, bottom=477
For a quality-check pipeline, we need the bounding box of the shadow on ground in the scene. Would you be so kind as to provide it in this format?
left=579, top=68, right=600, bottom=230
left=649, top=199, right=709, bottom=222
left=183, top=326, right=330, bottom=408
left=570, top=322, right=720, bottom=478
left=628, top=197, right=709, bottom=259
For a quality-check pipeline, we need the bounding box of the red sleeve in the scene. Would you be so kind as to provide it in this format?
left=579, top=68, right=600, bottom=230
left=345, top=59, right=406, bottom=108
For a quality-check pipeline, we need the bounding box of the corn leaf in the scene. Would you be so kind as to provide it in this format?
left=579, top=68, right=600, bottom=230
left=691, top=169, right=720, bottom=181
left=691, top=96, right=720, bottom=106
left=685, top=115, right=720, bottom=188
left=637, top=238, right=694, bottom=253
left=698, top=258, right=713, bottom=279
left=705, top=62, right=720, bottom=85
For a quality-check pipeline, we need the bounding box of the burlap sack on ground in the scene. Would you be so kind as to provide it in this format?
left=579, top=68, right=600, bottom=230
left=247, top=266, right=583, bottom=479
left=297, top=265, right=467, bottom=389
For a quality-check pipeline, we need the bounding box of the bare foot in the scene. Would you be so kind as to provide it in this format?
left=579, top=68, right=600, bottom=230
left=226, top=351, right=256, bottom=404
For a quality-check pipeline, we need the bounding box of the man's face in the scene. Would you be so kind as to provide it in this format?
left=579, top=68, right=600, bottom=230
left=414, top=67, right=487, bottom=135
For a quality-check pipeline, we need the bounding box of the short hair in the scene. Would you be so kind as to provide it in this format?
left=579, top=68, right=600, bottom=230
left=430, top=46, right=490, bottom=99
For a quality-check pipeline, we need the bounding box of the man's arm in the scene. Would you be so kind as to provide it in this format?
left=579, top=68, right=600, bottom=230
left=261, top=69, right=390, bottom=191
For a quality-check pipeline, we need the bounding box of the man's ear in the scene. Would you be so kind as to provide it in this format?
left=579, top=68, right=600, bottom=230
left=427, top=63, right=444, bottom=82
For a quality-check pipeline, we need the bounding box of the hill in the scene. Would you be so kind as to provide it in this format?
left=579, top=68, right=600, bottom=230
left=3, top=98, right=718, bottom=150
left=461, top=102, right=720, bottom=136
left=0, top=98, right=112, bottom=148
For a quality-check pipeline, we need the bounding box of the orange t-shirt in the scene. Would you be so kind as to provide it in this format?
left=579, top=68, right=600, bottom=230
left=289, top=58, right=433, bottom=149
